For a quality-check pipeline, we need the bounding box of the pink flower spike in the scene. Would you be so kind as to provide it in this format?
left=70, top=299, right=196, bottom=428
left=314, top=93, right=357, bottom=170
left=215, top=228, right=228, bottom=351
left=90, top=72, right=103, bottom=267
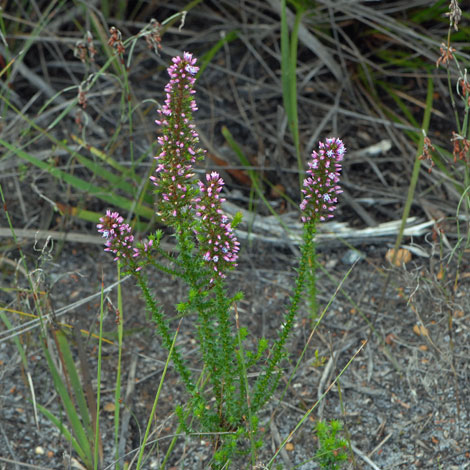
left=97, top=210, right=136, bottom=262
left=193, top=172, right=239, bottom=280
left=152, top=52, right=205, bottom=222
left=300, top=138, right=346, bottom=223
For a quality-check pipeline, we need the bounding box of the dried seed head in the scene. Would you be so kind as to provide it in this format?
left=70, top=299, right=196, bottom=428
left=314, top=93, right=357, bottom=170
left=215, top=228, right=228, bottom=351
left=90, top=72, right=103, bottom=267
left=108, top=26, right=125, bottom=55
left=446, top=0, right=462, bottom=31
left=143, top=19, right=162, bottom=54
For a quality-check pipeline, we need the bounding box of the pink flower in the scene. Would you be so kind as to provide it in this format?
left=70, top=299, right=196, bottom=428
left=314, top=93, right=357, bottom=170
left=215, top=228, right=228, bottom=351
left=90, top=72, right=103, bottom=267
left=300, top=138, right=345, bottom=223
left=133, top=239, right=153, bottom=258
left=97, top=210, right=135, bottom=261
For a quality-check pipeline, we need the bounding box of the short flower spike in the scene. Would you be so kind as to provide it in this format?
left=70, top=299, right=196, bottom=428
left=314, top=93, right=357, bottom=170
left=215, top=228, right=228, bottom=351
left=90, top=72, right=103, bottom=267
left=300, top=138, right=346, bottom=223
left=97, top=210, right=135, bottom=261
left=193, top=172, right=240, bottom=281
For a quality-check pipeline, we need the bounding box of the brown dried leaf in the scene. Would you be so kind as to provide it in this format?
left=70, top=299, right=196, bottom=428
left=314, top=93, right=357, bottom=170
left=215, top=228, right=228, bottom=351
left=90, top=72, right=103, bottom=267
left=413, top=324, right=429, bottom=336
left=385, top=248, right=412, bottom=266
left=104, top=402, right=115, bottom=412
left=385, top=333, right=396, bottom=345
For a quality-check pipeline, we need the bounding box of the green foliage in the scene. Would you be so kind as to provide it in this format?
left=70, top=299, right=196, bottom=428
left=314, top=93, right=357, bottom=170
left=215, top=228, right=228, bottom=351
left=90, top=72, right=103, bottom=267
left=101, top=136, right=337, bottom=468
left=311, top=349, right=327, bottom=368
left=314, top=420, right=348, bottom=470
left=231, top=211, right=244, bottom=229
left=245, top=337, right=268, bottom=368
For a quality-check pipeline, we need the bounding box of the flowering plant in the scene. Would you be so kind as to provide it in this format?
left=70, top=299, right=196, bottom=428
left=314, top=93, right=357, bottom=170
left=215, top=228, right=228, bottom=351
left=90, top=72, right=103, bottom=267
left=98, top=52, right=345, bottom=468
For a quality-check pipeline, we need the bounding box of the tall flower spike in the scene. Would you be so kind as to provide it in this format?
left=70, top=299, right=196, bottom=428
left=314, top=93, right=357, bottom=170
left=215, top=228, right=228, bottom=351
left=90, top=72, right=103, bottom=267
left=193, top=172, right=240, bottom=282
left=150, top=52, right=205, bottom=222
left=300, top=138, right=346, bottom=223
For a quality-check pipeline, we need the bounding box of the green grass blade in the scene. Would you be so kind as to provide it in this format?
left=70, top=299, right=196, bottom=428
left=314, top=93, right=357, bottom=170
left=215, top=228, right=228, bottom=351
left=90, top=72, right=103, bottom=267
left=408, top=0, right=447, bottom=23
left=136, top=322, right=180, bottom=470
left=55, top=330, right=93, bottom=440
left=392, top=76, right=434, bottom=262
left=35, top=401, right=88, bottom=465
left=42, top=342, right=93, bottom=466
left=0, top=312, right=28, bottom=371
left=0, top=96, right=143, bottom=197
left=221, top=126, right=291, bottom=234
left=0, top=138, right=155, bottom=220
left=95, top=275, right=105, bottom=470
left=281, top=0, right=291, bottom=119
left=70, top=134, right=131, bottom=176
left=377, top=81, right=420, bottom=128
left=0, top=93, right=154, bottom=207
left=289, top=8, right=302, bottom=190
left=281, top=0, right=303, bottom=190
left=197, top=30, right=239, bottom=78
left=113, top=265, right=124, bottom=469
